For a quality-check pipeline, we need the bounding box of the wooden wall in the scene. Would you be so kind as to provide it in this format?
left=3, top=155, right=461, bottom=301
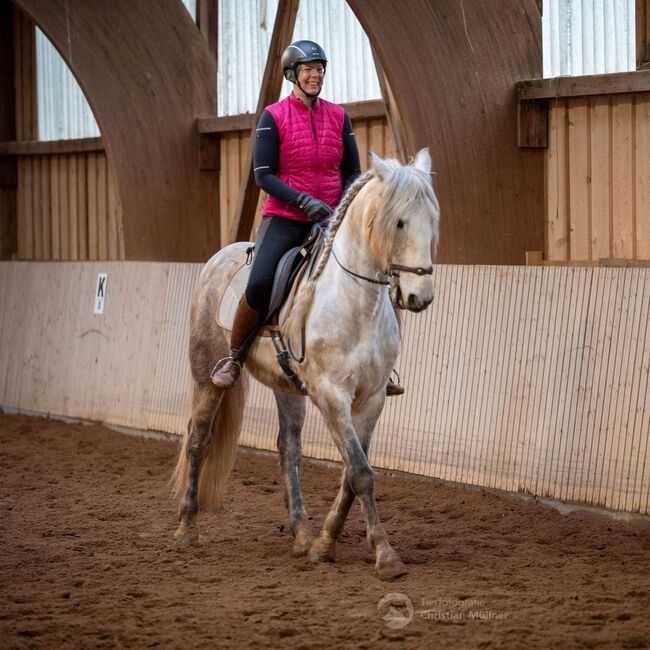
left=348, top=0, right=544, bottom=265
left=9, top=115, right=390, bottom=261
left=13, top=0, right=219, bottom=262
left=546, top=92, right=650, bottom=261
left=218, top=116, right=396, bottom=242
left=2, top=260, right=649, bottom=515
left=16, top=152, right=124, bottom=260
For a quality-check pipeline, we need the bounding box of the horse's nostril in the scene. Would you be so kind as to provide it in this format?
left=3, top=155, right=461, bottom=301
left=407, top=294, right=420, bottom=309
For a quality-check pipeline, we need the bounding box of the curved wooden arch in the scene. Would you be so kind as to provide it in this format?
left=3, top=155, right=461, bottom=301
left=347, top=0, right=544, bottom=264
left=12, top=0, right=218, bottom=261
left=14, top=0, right=543, bottom=264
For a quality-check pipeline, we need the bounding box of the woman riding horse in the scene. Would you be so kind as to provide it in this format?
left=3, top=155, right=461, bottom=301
left=210, top=40, right=404, bottom=396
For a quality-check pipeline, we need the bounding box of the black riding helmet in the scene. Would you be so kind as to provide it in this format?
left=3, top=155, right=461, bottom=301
left=281, top=40, right=328, bottom=96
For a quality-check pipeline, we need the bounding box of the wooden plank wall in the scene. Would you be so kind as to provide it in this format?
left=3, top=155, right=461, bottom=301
left=1, top=261, right=648, bottom=515
left=546, top=92, right=650, bottom=261
left=13, top=117, right=389, bottom=260
left=218, top=117, right=395, bottom=242
left=16, top=153, right=125, bottom=260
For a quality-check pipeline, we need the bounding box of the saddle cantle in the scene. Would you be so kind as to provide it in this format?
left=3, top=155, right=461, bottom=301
left=216, top=223, right=325, bottom=335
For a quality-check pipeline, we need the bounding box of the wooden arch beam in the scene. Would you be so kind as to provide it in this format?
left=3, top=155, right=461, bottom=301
left=346, top=0, right=544, bottom=264
left=12, top=0, right=219, bottom=261
left=229, top=0, right=299, bottom=244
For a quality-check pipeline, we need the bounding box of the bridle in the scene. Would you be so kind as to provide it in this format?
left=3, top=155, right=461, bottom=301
left=389, top=263, right=434, bottom=277
left=331, top=246, right=433, bottom=286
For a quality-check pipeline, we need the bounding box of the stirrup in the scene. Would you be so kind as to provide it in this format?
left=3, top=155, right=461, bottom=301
left=386, top=370, right=405, bottom=397
left=210, top=355, right=242, bottom=387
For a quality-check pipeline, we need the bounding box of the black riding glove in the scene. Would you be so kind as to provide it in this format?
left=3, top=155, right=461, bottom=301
left=292, top=193, right=333, bottom=222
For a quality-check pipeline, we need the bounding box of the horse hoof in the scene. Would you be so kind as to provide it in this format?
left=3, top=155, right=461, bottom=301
left=173, top=525, right=199, bottom=547
left=292, top=529, right=313, bottom=557
left=376, top=554, right=408, bottom=581
left=308, top=538, right=336, bottom=563
left=292, top=540, right=311, bottom=557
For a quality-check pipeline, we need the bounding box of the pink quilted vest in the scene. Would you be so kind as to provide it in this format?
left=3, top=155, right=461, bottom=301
left=263, top=93, right=345, bottom=222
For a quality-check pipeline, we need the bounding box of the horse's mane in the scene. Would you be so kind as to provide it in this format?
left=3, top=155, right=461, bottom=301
left=312, top=169, right=375, bottom=282
left=283, top=155, right=439, bottom=342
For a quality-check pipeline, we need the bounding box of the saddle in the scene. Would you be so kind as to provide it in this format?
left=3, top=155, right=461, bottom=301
left=217, top=223, right=325, bottom=335
left=266, top=223, right=324, bottom=323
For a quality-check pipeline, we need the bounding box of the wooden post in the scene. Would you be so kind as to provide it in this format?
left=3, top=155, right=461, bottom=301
left=196, top=0, right=220, bottom=250
left=197, top=0, right=217, bottom=62
left=1, top=4, right=18, bottom=259
left=14, top=8, right=37, bottom=141
left=371, top=46, right=407, bottom=162
left=228, top=0, right=299, bottom=243
left=637, top=0, right=650, bottom=68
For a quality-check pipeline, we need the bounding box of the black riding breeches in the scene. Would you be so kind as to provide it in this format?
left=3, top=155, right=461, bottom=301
left=245, top=216, right=313, bottom=314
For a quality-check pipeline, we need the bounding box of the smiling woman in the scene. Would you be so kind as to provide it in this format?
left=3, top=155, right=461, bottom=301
left=296, top=61, right=326, bottom=97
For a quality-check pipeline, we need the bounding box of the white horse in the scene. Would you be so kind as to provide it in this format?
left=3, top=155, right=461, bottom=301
left=173, top=149, right=440, bottom=580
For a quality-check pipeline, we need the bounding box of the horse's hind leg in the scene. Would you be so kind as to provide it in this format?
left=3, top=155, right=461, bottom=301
left=174, top=382, right=223, bottom=545
left=274, top=392, right=313, bottom=556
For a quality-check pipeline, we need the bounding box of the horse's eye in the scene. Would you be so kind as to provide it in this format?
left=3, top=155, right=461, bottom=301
left=397, top=220, right=405, bottom=229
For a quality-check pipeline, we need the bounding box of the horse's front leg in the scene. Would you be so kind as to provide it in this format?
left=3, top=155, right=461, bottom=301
left=310, top=391, right=407, bottom=580
left=307, top=395, right=377, bottom=562
left=174, top=382, right=223, bottom=545
left=274, top=392, right=313, bottom=556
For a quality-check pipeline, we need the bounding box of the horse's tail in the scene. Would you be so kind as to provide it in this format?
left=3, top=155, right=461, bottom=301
left=172, top=376, right=248, bottom=511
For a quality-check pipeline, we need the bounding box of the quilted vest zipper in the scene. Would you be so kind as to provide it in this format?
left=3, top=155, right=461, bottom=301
left=309, top=106, right=320, bottom=197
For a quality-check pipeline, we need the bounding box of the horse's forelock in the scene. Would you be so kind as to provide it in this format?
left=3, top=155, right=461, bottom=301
left=370, top=163, right=440, bottom=265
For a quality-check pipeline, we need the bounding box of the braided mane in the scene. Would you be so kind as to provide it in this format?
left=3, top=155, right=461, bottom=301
left=282, top=170, right=374, bottom=339
left=312, top=170, right=374, bottom=281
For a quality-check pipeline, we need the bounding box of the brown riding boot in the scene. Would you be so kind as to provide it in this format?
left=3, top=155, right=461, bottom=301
left=211, top=296, right=263, bottom=389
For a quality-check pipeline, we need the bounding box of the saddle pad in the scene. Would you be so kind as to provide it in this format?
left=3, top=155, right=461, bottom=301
left=216, top=258, right=310, bottom=337
left=216, top=262, right=252, bottom=332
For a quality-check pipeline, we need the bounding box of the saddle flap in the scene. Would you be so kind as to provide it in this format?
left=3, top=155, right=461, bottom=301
left=268, top=223, right=325, bottom=321
left=216, top=223, right=325, bottom=334
left=267, top=246, right=305, bottom=319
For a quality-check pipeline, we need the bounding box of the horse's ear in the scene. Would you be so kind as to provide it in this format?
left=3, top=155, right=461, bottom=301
left=370, top=151, right=392, bottom=181
left=412, top=148, right=432, bottom=174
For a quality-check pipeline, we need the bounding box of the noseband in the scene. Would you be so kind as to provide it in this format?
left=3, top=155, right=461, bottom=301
left=388, top=263, right=434, bottom=277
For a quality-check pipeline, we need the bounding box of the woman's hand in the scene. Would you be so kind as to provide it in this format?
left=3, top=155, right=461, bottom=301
left=293, top=193, right=333, bottom=221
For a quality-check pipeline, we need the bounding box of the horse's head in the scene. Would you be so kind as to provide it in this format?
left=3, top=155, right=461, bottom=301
left=368, top=149, right=440, bottom=313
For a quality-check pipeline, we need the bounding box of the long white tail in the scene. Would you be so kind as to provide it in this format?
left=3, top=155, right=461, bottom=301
left=172, top=376, right=248, bottom=511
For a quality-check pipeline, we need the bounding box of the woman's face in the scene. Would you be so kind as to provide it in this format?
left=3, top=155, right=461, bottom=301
left=296, top=62, right=325, bottom=96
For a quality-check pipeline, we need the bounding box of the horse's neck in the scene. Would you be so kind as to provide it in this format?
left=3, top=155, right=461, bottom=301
left=313, top=211, right=391, bottom=324
left=334, top=207, right=386, bottom=279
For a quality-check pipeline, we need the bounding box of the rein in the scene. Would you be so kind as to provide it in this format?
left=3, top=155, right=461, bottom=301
left=331, top=246, right=390, bottom=286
